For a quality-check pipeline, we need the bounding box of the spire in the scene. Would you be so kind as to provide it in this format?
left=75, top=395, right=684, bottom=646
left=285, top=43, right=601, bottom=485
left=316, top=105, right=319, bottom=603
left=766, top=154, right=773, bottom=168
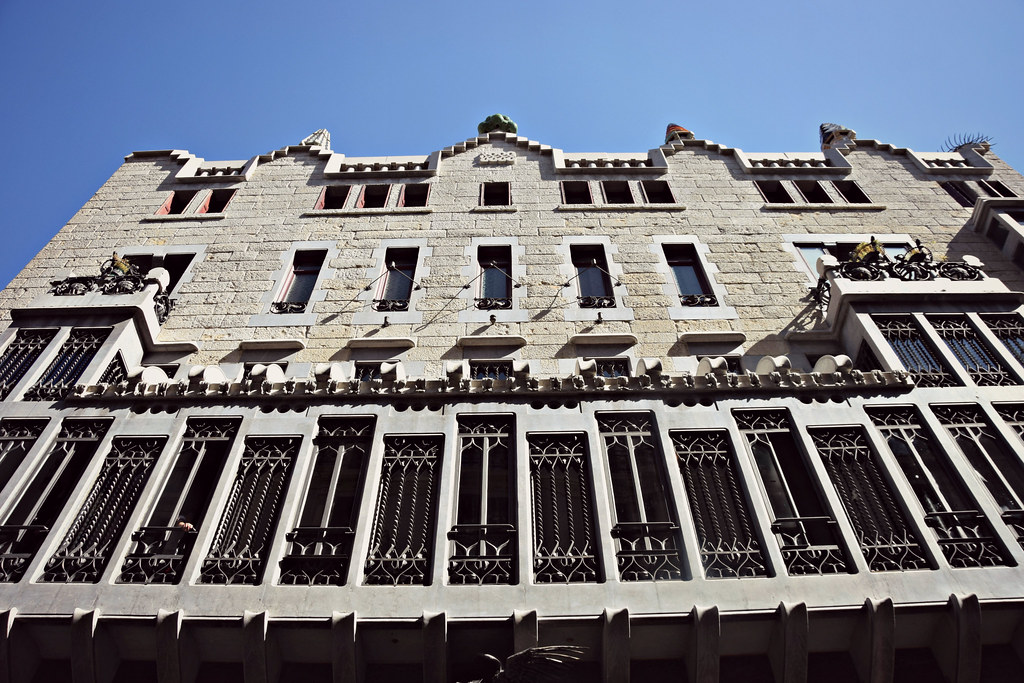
left=300, top=129, right=331, bottom=150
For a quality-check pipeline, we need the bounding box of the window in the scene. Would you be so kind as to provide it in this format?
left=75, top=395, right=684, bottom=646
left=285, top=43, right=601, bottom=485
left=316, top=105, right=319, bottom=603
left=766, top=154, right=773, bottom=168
left=598, top=412, right=683, bottom=581
left=280, top=417, right=375, bottom=586
left=0, top=419, right=48, bottom=494
left=357, top=184, right=390, bottom=209
left=560, top=181, right=592, bottom=205
left=589, top=357, right=630, bottom=378
left=984, top=218, right=1010, bottom=249
left=353, top=362, right=385, bottom=382
left=155, top=190, right=198, bottom=215
left=939, top=181, right=977, bottom=207
left=469, top=360, right=512, bottom=380
left=982, top=314, right=1024, bottom=365
left=398, top=184, right=429, bottom=207
left=794, top=180, right=832, bottom=203
left=977, top=179, right=1016, bottom=198
left=601, top=181, right=634, bottom=204
left=663, top=244, right=716, bottom=306
left=640, top=180, right=674, bottom=204
left=476, top=245, right=513, bottom=309
left=873, top=316, right=959, bottom=387
left=570, top=245, right=615, bottom=307
left=24, top=328, right=110, bottom=401
left=449, top=416, right=515, bottom=584
left=273, top=250, right=326, bottom=314
left=100, top=352, right=128, bottom=384
left=115, top=252, right=196, bottom=295
left=315, top=185, right=351, bottom=210
left=0, top=329, right=57, bottom=400
left=928, top=315, right=1020, bottom=386
left=119, top=418, right=240, bottom=584
left=480, top=182, right=511, bottom=206
left=373, top=248, right=419, bottom=311
left=755, top=180, right=793, bottom=204
left=831, top=180, right=871, bottom=203
left=792, top=238, right=911, bottom=280
left=196, top=188, right=235, bottom=214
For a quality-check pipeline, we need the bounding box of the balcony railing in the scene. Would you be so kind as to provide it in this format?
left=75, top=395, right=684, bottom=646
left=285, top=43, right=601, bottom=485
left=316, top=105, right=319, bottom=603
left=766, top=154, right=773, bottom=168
left=474, top=297, right=512, bottom=310
left=611, top=521, right=683, bottom=581
left=447, top=524, right=516, bottom=585
left=371, top=298, right=410, bottom=312
left=279, top=526, right=355, bottom=586
left=924, top=510, right=1008, bottom=567
left=0, top=525, right=49, bottom=582
left=771, top=516, right=848, bottom=575
left=117, top=526, right=197, bottom=584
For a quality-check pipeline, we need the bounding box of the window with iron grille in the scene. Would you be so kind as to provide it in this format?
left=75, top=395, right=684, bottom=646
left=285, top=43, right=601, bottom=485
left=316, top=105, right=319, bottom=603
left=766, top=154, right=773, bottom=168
left=995, top=404, right=1024, bottom=442
left=469, top=361, right=513, bottom=381
left=982, top=314, right=1024, bottom=366
left=928, top=315, right=1020, bottom=386
left=733, top=410, right=849, bottom=575
left=476, top=245, right=513, bottom=310
left=873, top=316, right=959, bottom=387
left=373, top=247, right=418, bottom=312
left=663, top=244, right=717, bottom=307
left=570, top=245, right=615, bottom=307
left=807, top=426, right=929, bottom=571
left=591, top=357, right=630, bottom=378
left=0, top=419, right=48, bottom=494
left=0, top=418, right=111, bottom=582
left=272, top=250, right=327, bottom=314
left=933, top=404, right=1024, bottom=549
left=449, top=416, right=515, bottom=585
left=598, top=413, right=683, bottom=581
left=364, top=434, right=443, bottom=585
left=199, top=436, right=300, bottom=585
left=99, top=352, right=128, bottom=385
left=0, top=329, right=56, bottom=400
left=118, top=418, right=240, bottom=584
left=41, top=436, right=168, bottom=583
left=867, top=406, right=1009, bottom=567
left=24, top=328, right=110, bottom=401
left=528, top=433, right=600, bottom=583
left=354, top=362, right=383, bottom=382
left=280, top=417, right=375, bottom=586
left=670, top=429, right=768, bottom=578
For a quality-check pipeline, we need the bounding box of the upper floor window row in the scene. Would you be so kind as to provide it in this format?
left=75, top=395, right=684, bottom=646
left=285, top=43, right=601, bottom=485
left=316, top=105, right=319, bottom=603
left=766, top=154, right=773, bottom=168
left=756, top=179, right=872, bottom=205
left=940, top=179, right=1016, bottom=208
left=313, top=184, right=430, bottom=210
left=155, top=189, right=236, bottom=215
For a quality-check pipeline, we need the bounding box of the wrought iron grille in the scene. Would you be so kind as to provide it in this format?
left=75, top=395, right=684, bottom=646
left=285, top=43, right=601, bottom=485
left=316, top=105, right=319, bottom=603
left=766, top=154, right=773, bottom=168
left=364, top=434, right=443, bottom=585
left=995, top=404, right=1024, bottom=441
left=928, top=315, right=1019, bottom=386
left=24, top=328, right=110, bottom=401
left=469, top=361, right=513, bottom=381
left=0, top=419, right=110, bottom=582
left=867, top=407, right=1008, bottom=567
left=529, top=433, right=600, bottom=583
left=597, top=413, right=682, bottom=581
left=100, top=352, right=128, bottom=385
left=934, top=404, right=1024, bottom=548
left=679, top=294, right=718, bottom=307
left=40, top=437, right=166, bottom=583
left=270, top=301, right=307, bottom=314
left=593, top=358, right=630, bottom=378
left=733, top=410, right=849, bottom=575
left=577, top=295, right=616, bottom=309
left=371, top=298, right=410, bottom=312
left=873, top=316, right=958, bottom=387
left=983, top=314, right=1024, bottom=365
left=0, top=419, right=47, bottom=492
left=808, top=427, right=929, bottom=571
left=449, top=416, right=515, bottom=585
left=0, top=329, right=56, bottom=400
left=671, top=430, right=768, bottom=578
left=199, top=436, right=299, bottom=585
left=280, top=417, right=375, bottom=586
left=474, top=297, right=512, bottom=310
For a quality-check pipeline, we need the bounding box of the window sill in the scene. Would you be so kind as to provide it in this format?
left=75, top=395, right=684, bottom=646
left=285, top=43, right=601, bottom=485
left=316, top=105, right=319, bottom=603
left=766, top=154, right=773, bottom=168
left=457, top=334, right=527, bottom=347
left=301, top=207, right=432, bottom=217
left=569, top=333, right=638, bottom=346
left=471, top=206, right=518, bottom=213
left=239, top=338, right=306, bottom=351
left=762, top=203, right=886, bottom=211
left=679, top=331, right=746, bottom=344
left=141, top=214, right=226, bottom=222
left=555, top=203, right=686, bottom=212
left=347, top=336, right=416, bottom=350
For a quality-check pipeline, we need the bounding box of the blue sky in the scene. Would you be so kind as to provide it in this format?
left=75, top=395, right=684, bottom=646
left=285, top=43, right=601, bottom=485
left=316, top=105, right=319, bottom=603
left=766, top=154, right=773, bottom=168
left=1, top=0, right=1022, bottom=289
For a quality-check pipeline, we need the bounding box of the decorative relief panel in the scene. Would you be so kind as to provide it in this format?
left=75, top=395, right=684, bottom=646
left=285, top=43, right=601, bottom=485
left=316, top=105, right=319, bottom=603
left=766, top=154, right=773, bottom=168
left=477, top=150, right=517, bottom=166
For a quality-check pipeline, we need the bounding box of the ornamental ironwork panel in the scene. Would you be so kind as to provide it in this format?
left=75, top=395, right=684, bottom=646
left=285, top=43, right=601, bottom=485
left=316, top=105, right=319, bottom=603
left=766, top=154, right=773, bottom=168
left=40, top=436, right=166, bottom=583
left=995, top=404, right=1024, bottom=442
left=0, top=418, right=110, bottom=582
left=364, top=434, right=443, bottom=585
left=449, top=417, right=515, bottom=585
left=270, top=301, right=307, bottom=314
left=100, top=353, right=128, bottom=385
left=808, top=427, right=929, bottom=571
left=934, top=404, right=1024, bottom=548
left=371, top=298, right=410, bottom=312
left=474, top=297, right=512, bottom=310
left=0, top=419, right=48, bottom=492
left=874, top=316, right=958, bottom=387
left=733, top=410, right=849, bottom=575
left=24, top=328, right=110, bottom=401
left=0, top=329, right=56, bottom=400
left=868, top=407, right=1008, bottom=567
left=469, top=361, right=513, bottom=381
left=597, top=413, right=683, bottom=581
left=49, top=255, right=173, bottom=323
left=983, top=314, right=1024, bottom=366
left=593, top=358, right=630, bottom=378
left=679, top=294, right=718, bottom=307
left=280, top=417, right=375, bottom=586
left=198, top=436, right=299, bottom=585
left=928, top=315, right=1020, bottom=386
left=671, top=430, right=768, bottom=578
left=529, top=433, right=600, bottom=583
left=577, top=295, right=616, bottom=309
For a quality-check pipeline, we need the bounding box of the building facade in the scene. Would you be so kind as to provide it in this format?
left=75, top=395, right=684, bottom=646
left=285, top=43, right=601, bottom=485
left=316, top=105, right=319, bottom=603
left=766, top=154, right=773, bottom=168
left=0, top=119, right=1023, bottom=682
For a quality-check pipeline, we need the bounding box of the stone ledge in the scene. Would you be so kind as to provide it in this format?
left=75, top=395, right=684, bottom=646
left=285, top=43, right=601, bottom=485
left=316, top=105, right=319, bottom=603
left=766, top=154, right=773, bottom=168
left=679, top=331, right=747, bottom=344
left=346, top=337, right=416, bottom=349
left=457, top=334, right=527, bottom=347
left=301, top=207, right=433, bottom=217
left=569, top=333, right=639, bottom=346
left=761, top=203, right=886, bottom=211
left=555, top=203, right=686, bottom=212
left=238, top=338, right=306, bottom=351
left=140, top=214, right=226, bottom=222
left=470, top=206, right=518, bottom=213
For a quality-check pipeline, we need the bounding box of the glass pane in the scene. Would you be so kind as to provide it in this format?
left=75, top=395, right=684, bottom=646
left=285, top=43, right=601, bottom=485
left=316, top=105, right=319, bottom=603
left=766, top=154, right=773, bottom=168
left=578, top=265, right=610, bottom=297
left=671, top=264, right=705, bottom=295
left=798, top=245, right=825, bottom=271
left=481, top=266, right=510, bottom=299
left=486, top=445, right=510, bottom=524
left=298, top=448, right=337, bottom=527
left=284, top=271, right=318, bottom=303
left=456, top=441, right=483, bottom=524
left=382, top=267, right=415, bottom=301
left=607, top=443, right=641, bottom=521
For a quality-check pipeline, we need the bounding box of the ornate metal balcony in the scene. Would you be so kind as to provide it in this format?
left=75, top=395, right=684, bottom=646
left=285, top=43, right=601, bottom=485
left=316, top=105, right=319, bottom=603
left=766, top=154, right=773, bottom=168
left=48, top=254, right=174, bottom=323
left=0, top=525, right=49, bottom=582
left=117, top=526, right=197, bottom=584
left=577, top=295, right=616, bottom=308
left=679, top=293, right=717, bottom=307
left=771, top=516, right=848, bottom=575
left=371, top=298, right=410, bottom=312
left=270, top=301, right=308, bottom=314
left=474, top=297, right=512, bottom=310
left=611, top=522, right=683, bottom=581
left=279, top=527, right=355, bottom=585
left=447, top=524, right=516, bottom=585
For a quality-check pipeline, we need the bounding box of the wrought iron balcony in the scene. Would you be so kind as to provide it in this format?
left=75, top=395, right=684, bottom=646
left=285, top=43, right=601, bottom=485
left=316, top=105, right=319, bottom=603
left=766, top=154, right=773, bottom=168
left=771, top=516, right=849, bottom=575
left=474, top=297, right=512, bottom=310
left=270, top=301, right=308, bottom=314
left=679, top=293, right=718, bottom=307
left=1001, top=509, right=1024, bottom=549
left=611, top=521, right=683, bottom=581
left=447, top=524, right=516, bottom=585
left=117, top=526, right=197, bottom=584
left=699, top=539, right=768, bottom=579
left=279, top=526, right=355, bottom=586
left=0, top=525, right=50, bottom=582
left=371, top=298, right=410, bottom=312
left=48, top=255, right=174, bottom=323
left=924, top=510, right=1008, bottom=567
left=577, top=295, right=616, bottom=309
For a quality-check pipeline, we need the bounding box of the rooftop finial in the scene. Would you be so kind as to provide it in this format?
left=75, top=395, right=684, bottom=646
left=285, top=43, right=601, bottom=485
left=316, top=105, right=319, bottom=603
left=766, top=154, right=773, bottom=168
left=478, top=114, right=518, bottom=135
left=820, top=123, right=855, bottom=150
left=665, top=123, right=693, bottom=144
left=301, top=129, right=331, bottom=150
left=941, top=132, right=992, bottom=152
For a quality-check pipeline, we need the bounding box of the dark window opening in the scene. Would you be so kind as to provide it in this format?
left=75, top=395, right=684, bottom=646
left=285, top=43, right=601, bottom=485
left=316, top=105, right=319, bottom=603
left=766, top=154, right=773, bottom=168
left=478, top=245, right=513, bottom=302
left=570, top=244, right=614, bottom=301
left=469, top=361, right=513, bottom=380
left=561, top=181, right=592, bottom=204
left=376, top=247, right=418, bottom=307
left=832, top=180, right=871, bottom=203
left=316, top=185, right=351, bottom=210
left=601, top=180, right=634, bottom=204
left=1015, top=243, right=1024, bottom=270
left=978, top=179, right=1016, bottom=198
left=156, top=190, right=198, bottom=215
left=591, top=358, right=631, bottom=378
left=794, top=180, right=833, bottom=203
left=855, top=341, right=882, bottom=371
left=354, top=362, right=383, bottom=382
left=163, top=253, right=195, bottom=294
left=754, top=180, right=793, bottom=204
left=663, top=244, right=714, bottom=302
left=275, top=250, right=326, bottom=311
left=481, top=182, right=511, bottom=206
left=0, top=419, right=48, bottom=493
left=398, top=184, right=429, bottom=207
left=939, top=181, right=976, bottom=207
left=358, top=184, right=390, bottom=209
left=640, top=180, right=674, bottom=203
left=985, top=219, right=1010, bottom=249
left=197, top=188, right=235, bottom=214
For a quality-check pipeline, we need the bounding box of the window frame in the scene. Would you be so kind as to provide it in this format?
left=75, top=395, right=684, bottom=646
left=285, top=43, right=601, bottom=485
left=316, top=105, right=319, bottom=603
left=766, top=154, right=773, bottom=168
left=397, top=183, right=430, bottom=208
left=352, top=239, right=432, bottom=326
left=783, top=233, right=914, bottom=286
left=480, top=182, right=511, bottom=207
left=652, top=237, right=737, bottom=320
left=458, top=238, right=527, bottom=323
left=272, top=250, right=328, bottom=314
left=250, top=241, right=339, bottom=327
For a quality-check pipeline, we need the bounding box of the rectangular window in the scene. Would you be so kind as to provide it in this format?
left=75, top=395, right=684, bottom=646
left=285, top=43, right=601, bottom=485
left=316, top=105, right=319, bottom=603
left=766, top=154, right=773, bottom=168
left=984, top=218, right=1010, bottom=249
left=155, top=190, right=198, bottom=215
left=357, top=184, right=390, bottom=209
left=794, top=180, right=833, bottom=203
left=873, top=316, right=959, bottom=387
left=354, top=362, right=383, bottom=382
left=0, top=329, right=57, bottom=400
left=449, top=416, right=515, bottom=584
left=640, top=180, right=675, bottom=203
left=598, top=412, right=683, bottom=581
left=115, top=253, right=195, bottom=295
left=570, top=245, right=614, bottom=307
left=982, top=314, right=1024, bottom=365
left=590, top=357, right=630, bottom=378
left=273, top=250, right=327, bottom=314
left=928, top=315, right=1020, bottom=386
left=315, top=185, right=351, bottom=210
left=476, top=245, right=513, bottom=309
left=831, top=180, right=871, bottom=203
left=733, top=409, right=849, bottom=575
left=280, top=417, right=375, bottom=586
left=977, top=179, right=1016, bottom=198
left=939, top=181, right=976, bottom=207
left=601, top=180, right=634, bottom=204
left=480, top=182, right=511, bottom=206
left=755, top=180, right=793, bottom=204
left=196, top=188, right=235, bottom=214
left=560, top=181, right=592, bottom=205
left=0, top=419, right=48, bottom=494
left=397, top=184, right=429, bottom=207
left=663, top=244, right=716, bottom=306
left=373, top=247, right=418, bottom=311
left=24, top=328, right=110, bottom=401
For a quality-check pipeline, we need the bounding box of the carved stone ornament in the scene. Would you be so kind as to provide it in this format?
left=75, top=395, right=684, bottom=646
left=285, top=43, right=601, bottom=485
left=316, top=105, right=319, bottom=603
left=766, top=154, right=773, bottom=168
left=477, top=150, right=517, bottom=166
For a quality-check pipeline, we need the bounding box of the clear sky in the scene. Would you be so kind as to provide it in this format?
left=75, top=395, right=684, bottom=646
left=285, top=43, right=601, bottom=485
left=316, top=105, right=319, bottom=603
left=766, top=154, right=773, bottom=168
left=1, top=0, right=1022, bottom=289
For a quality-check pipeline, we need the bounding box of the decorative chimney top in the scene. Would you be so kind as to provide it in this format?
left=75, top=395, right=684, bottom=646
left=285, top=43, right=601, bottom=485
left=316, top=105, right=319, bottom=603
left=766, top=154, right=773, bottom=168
left=478, top=114, right=518, bottom=135
left=665, top=123, right=693, bottom=144
left=820, top=123, right=855, bottom=150
left=301, top=129, right=331, bottom=150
